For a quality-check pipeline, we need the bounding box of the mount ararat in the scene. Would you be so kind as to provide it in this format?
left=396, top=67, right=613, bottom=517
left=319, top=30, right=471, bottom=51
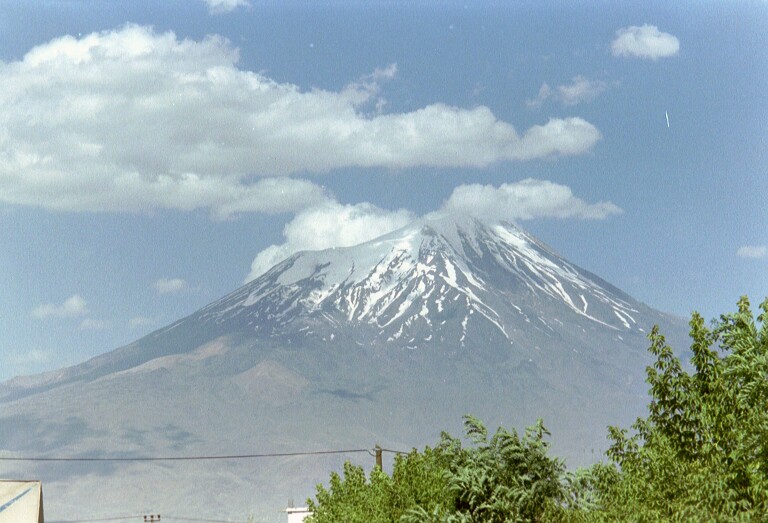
left=0, top=213, right=688, bottom=521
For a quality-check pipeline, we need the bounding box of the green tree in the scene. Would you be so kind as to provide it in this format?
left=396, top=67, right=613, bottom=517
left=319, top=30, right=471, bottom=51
left=438, top=416, right=566, bottom=523
left=306, top=445, right=452, bottom=523
left=306, top=461, right=394, bottom=523
left=307, top=416, right=568, bottom=523
left=595, top=296, right=768, bottom=521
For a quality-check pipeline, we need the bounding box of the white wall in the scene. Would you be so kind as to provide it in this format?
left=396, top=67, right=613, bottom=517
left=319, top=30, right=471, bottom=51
left=286, top=506, right=311, bottom=523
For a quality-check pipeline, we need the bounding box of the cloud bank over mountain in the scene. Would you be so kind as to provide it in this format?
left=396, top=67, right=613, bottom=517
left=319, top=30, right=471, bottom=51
left=246, top=201, right=416, bottom=280
left=246, top=180, right=622, bottom=280
left=0, top=25, right=601, bottom=218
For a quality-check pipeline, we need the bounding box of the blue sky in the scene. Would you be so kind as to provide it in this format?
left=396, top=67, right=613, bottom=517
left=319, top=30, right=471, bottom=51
left=1, top=0, right=766, bottom=381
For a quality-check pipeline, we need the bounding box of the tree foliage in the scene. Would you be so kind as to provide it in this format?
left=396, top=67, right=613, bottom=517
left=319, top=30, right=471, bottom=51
left=306, top=444, right=453, bottom=523
left=596, top=296, right=768, bottom=521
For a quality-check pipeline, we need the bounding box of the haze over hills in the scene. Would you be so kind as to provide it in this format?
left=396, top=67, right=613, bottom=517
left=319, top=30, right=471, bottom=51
left=0, top=213, right=689, bottom=522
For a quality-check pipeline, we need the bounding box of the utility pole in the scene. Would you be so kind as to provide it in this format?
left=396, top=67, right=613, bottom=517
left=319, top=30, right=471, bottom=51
left=374, top=444, right=382, bottom=469
left=143, top=515, right=160, bottom=522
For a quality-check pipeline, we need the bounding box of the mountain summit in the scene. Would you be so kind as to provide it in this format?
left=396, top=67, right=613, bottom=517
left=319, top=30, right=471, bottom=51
left=0, top=213, right=687, bottom=521
left=199, top=212, right=650, bottom=349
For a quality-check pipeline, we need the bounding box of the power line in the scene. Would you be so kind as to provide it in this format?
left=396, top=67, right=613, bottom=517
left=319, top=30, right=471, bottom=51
left=23, top=447, right=410, bottom=523
left=0, top=448, right=375, bottom=463
left=52, top=517, right=249, bottom=523
left=52, top=516, right=251, bottom=523
left=52, top=516, right=140, bottom=522
left=6, top=446, right=410, bottom=522
left=162, top=516, right=251, bottom=523
left=380, top=448, right=409, bottom=455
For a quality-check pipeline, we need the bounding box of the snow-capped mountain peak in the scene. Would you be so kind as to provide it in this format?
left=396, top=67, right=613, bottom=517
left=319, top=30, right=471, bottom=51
left=196, top=213, right=650, bottom=351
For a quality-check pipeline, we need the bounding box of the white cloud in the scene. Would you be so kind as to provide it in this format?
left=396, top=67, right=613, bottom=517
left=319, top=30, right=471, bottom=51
left=246, top=202, right=416, bottom=280
left=79, top=318, right=110, bottom=331
left=32, top=294, right=89, bottom=319
left=153, top=278, right=189, bottom=295
left=203, top=0, right=250, bottom=14
left=527, top=76, right=608, bottom=108
left=736, top=245, right=767, bottom=259
left=611, top=25, right=680, bottom=60
left=440, top=179, right=623, bottom=221
left=0, top=25, right=601, bottom=218
left=511, top=118, right=601, bottom=160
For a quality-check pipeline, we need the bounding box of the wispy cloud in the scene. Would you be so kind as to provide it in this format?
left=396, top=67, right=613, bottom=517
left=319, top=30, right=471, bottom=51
left=32, top=294, right=89, bottom=319
left=0, top=26, right=601, bottom=219
left=130, top=316, right=157, bottom=327
left=79, top=318, right=110, bottom=331
left=153, top=278, right=189, bottom=295
left=202, top=0, right=250, bottom=15
left=611, top=25, right=680, bottom=60
left=736, top=245, right=767, bottom=259
left=527, top=76, right=608, bottom=108
left=8, top=348, right=51, bottom=367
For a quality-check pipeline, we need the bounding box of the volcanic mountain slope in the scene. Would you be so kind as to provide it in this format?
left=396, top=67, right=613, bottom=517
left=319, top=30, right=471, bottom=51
left=0, top=213, right=688, bottom=522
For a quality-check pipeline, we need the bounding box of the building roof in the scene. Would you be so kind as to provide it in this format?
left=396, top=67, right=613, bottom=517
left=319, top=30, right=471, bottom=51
left=0, top=480, right=44, bottom=523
